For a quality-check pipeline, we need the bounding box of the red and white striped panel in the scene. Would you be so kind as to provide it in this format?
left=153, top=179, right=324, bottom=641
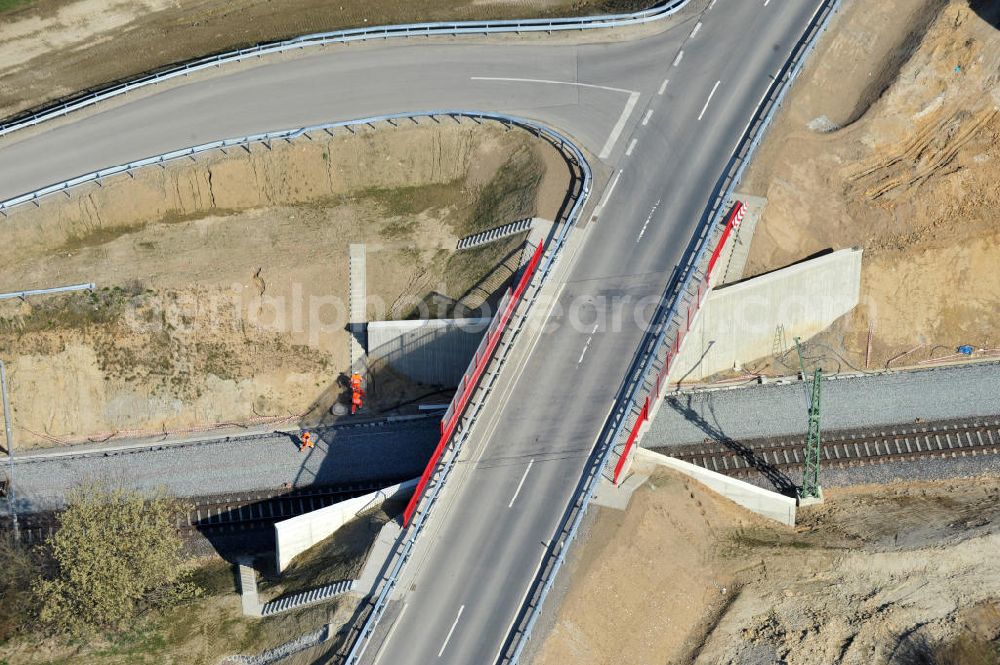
left=732, top=201, right=746, bottom=229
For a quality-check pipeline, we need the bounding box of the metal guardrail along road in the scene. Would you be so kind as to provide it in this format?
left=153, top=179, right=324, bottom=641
left=0, top=0, right=690, bottom=141
left=0, top=283, right=95, bottom=300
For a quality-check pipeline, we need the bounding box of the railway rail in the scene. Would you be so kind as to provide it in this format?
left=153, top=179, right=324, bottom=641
left=655, top=417, right=1000, bottom=483
left=2, top=478, right=410, bottom=545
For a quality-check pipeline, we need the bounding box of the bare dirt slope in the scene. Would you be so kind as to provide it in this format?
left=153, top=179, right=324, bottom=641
left=532, top=470, right=1000, bottom=665
left=0, top=121, right=569, bottom=447
left=0, top=0, right=650, bottom=120
left=740, top=0, right=1000, bottom=374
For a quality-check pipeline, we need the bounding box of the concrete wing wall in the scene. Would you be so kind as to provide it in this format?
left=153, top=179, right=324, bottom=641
left=367, top=318, right=490, bottom=386
left=673, top=247, right=863, bottom=382
left=633, top=448, right=796, bottom=525
left=275, top=479, right=417, bottom=572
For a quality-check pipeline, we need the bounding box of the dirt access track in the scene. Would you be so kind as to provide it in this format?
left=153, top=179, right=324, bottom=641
left=0, top=120, right=571, bottom=448
left=739, top=0, right=1000, bottom=375
left=0, top=0, right=651, bottom=121
left=532, top=469, right=1000, bottom=665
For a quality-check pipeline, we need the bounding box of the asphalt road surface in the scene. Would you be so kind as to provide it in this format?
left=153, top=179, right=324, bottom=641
left=0, top=1, right=828, bottom=662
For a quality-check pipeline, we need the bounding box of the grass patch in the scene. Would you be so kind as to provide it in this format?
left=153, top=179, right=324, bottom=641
left=188, top=559, right=237, bottom=597
left=60, top=224, right=149, bottom=253
left=380, top=218, right=417, bottom=240
left=464, top=145, right=545, bottom=235
left=358, top=180, right=465, bottom=218
left=59, top=210, right=239, bottom=253
left=0, top=536, right=41, bottom=646
left=0, top=0, right=33, bottom=16
left=898, top=631, right=1000, bottom=665
left=724, top=527, right=829, bottom=554
left=261, top=508, right=392, bottom=598
left=0, top=284, right=144, bottom=336
left=200, top=342, right=237, bottom=382
left=92, top=627, right=167, bottom=660
left=388, top=142, right=546, bottom=318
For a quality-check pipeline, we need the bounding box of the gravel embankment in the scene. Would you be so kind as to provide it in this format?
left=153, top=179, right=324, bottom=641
left=647, top=362, right=1000, bottom=446
left=4, top=418, right=439, bottom=514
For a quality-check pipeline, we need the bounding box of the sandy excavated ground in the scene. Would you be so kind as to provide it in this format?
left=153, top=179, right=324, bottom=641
left=0, top=0, right=648, bottom=120
left=533, top=470, right=1000, bottom=665
left=0, top=121, right=569, bottom=447
left=740, top=0, right=1000, bottom=374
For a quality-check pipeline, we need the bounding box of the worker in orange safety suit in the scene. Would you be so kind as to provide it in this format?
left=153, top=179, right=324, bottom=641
left=299, top=431, right=314, bottom=452
left=350, top=372, right=365, bottom=415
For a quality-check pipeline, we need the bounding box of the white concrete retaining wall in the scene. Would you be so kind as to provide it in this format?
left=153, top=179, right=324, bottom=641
left=275, top=479, right=418, bottom=572
left=673, top=247, right=863, bottom=381
left=367, top=318, right=491, bottom=386
left=633, top=448, right=796, bottom=526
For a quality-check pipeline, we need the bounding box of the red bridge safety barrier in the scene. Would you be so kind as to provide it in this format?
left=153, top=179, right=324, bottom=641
left=613, top=200, right=745, bottom=484
left=613, top=397, right=648, bottom=485
left=403, top=242, right=545, bottom=526
left=705, top=200, right=745, bottom=282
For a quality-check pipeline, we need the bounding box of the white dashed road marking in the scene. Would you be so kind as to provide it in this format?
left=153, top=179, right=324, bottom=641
left=438, top=606, right=465, bottom=658
left=698, top=80, right=722, bottom=120
left=637, top=199, right=661, bottom=242
left=508, top=459, right=535, bottom=508
left=577, top=326, right=598, bottom=365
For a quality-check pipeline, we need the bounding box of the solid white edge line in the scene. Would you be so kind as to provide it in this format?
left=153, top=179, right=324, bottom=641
left=438, top=605, right=465, bottom=658
left=594, top=169, right=622, bottom=217
left=372, top=603, right=409, bottom=665
left=599, top=91, right=641, bottom=159
left=470, top=76, right=634, bottom=94
left=625, top=138, right=638, bottom=157
left=473, top=278, right=566, bottom=466
left=697, top=80, right=722, bottom=120
left=508, top=459, right=535, bottom=508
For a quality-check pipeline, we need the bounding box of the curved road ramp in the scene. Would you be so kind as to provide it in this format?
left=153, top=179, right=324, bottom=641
left=0, top=0, right=855, bottom=663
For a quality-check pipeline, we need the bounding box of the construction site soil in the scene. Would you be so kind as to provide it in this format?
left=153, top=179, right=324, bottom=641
left=532, top=469, right=1000, bottom=665
left=740, top=0, right=1000, bottom=376
left=0, top=121, right=570, bottom=448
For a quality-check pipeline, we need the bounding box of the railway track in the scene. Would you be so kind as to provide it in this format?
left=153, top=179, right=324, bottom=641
left=655, top=417, right=1000, bottom=482
left=3, top=478, right=410, bottom=545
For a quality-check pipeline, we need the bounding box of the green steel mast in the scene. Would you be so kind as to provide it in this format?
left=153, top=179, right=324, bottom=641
left=794, top=337, right=822, bottom=501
